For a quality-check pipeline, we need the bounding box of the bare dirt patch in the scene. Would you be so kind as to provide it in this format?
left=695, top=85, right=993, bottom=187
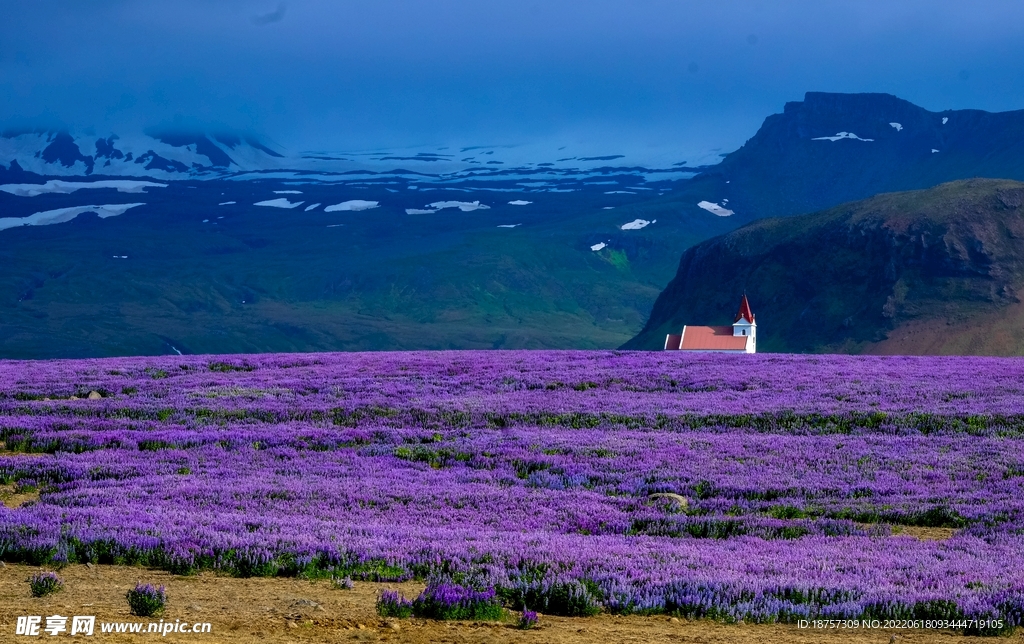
left=0, top=564, right=1008, bottom=643
left=0, top=484, right=40, bottom=509
left=856, top=524, right=958, bottom=541
left=890, top=525, right=958, bottom=541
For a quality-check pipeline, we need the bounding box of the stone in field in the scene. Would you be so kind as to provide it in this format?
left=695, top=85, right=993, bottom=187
left=647, top=493, right=689, bottom=510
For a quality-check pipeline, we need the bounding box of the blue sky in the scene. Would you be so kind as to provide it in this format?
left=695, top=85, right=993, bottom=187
left=3, top=1, right=1024, bottom=160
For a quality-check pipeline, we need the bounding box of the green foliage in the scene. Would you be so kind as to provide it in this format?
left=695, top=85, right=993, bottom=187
left=393, top=445, right=469, bottom=469
left=126, top=584, right=167, bottom=617
left=29, top=572, right=63, bottom=597
left=692, top=480, right=717, bottom=500
left=343, top=559, right=409, bottom=582
left=628, top=517, right=813, bottom=540
left=766, top=505, right=809, bottom=520
left=14, top=393, right=47, bottom=401
left=1004, top=464, right=1024, bottom=479
left=138, top=440, right=173, bottom=452
left=605, top=249, right=630, bottom=271
left=501, top=579, right=602, bottom=617
left=910, top=506, right=966, bottom=528
left=208, top=361, right=255, bottom=373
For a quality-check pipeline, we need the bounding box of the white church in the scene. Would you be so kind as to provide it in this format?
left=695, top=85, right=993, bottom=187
left=663, top=295, right=756, bottom=353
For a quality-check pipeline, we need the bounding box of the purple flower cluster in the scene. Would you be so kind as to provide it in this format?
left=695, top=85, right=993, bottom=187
left=1, top=351, right=1023, bottom=630
left=519, top=609, right=538, bottom=629
left=28, top=571, right=63, bottom=597
left=376, top=589, right=413, bottom=618
left=331, top=575, right=354, bottom=590
left=411, top=580, right=503, bottom=620
left=126, top=583, right=166, bottom=617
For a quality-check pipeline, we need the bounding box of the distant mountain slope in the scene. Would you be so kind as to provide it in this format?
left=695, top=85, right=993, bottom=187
left=6, top=93, right=1024, bottom=357
left=0, top=130, right=287, bottom=179
left=635, top=92, right=1024, bottom=226
left=0, top=177, right=726, bottom=358
left=625, top=179, right=1024, bottom=354
left=0, top=127, right=697, bottom=184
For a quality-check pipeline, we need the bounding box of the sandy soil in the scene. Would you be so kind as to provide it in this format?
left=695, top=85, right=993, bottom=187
left=0, top=564, right=1013, bottom=643
left=888, top=525, right=957, bottom=541
left=0, top=483, right=40, bottom=510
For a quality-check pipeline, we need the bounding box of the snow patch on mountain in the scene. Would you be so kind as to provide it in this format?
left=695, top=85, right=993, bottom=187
left=812, top=132, right=874, bottom=142
left=698, top=201, right=734, bottom=217
left=428, top=201, right=490, bottom=212
left=0, top=179, right=167, bottom=197
left=255, top=198, right=304, bottom=209
left=0, top=203, right=145, bottom=232
left=325, top=200, right=379, bottom=212
left=621, top=219, right=655, bottom=230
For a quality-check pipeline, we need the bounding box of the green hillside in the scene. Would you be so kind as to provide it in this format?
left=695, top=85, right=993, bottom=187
left=0, top=182, right=729, bottom=358
left=626, top=179, right=1024, bottom=354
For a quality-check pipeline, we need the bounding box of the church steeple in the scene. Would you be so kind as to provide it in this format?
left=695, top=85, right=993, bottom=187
left=734, top=294, right=754, bottom=324
left=731, top=295, right=756, bottom=352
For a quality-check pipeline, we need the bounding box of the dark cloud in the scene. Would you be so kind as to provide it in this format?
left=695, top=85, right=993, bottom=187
left=1, top=0, right=1024, bottom=158
left=252, top=3, right=285, bottom=26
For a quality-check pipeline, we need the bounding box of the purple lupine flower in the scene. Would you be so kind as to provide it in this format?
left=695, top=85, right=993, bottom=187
left=519, top=609, right=539, bottom=629
left=126, top=583, right=166, bottom=617
left=0, top=351, right=1023, bottom=629
left=28, top=572, right=63, bottom=597
left=376, top=589, right=413, bottom=618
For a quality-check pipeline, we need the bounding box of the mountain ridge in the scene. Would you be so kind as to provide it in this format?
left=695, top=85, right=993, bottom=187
left=0, top=129, right=287, bottom=179
left=642, top=92, right=1024, bottom=227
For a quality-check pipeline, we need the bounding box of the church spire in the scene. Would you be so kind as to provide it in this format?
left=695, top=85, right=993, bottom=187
left=734, top=294, right=754, bottom=324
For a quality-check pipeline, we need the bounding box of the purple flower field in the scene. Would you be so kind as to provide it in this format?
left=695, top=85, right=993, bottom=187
left=2, top=351, right=1024, bottom=630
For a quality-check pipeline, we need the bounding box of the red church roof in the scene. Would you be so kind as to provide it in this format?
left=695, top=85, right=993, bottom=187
left=734, top=294, right=754, bottom=323
left=679, top=326, right=749, bottom=351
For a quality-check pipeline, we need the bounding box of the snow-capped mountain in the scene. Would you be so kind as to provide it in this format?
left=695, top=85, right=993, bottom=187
left=0, top=128, right=698, bottom=186
left=0, top=130, right=288, bottom=179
